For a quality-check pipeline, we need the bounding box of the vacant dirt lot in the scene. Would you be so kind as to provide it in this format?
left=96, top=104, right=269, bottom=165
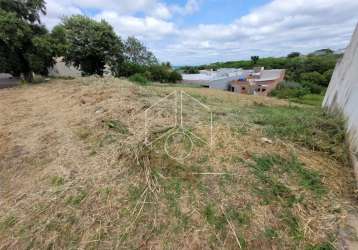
left=0, top=77, right=357, bottom=249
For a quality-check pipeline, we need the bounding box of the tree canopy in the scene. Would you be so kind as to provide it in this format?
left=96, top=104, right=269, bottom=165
left=53, top=15, right=124, bottom=76
left=0, top=0, right=54, bottom=81
left=124, top=36, right=158, bottom=66
left=0, top=1, right=180, bottom=84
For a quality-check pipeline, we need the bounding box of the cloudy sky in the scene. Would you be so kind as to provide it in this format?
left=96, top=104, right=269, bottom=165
left=42, top=0, right=358, bottom=65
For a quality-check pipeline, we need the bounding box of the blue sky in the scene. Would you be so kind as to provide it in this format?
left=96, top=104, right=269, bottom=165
left=43, top=0, right=358, bottom=65
left=171, top=0, right=271, bottom=26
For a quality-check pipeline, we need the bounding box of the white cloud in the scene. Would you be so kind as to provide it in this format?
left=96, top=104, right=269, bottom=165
left=171, top=0, right=201, bottom=15
left=72, top=0, right=158, bottom=14
left=42, top=0, right=82, bottom=29
left=166, top=0, right=358, bottom=65
left=150, top=3, right=172, bottom=20
left=94, top=11, right=176, bottom=40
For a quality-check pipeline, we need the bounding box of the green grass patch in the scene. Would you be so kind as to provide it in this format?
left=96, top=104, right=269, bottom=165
left=66, top=190, right=88, bottom=206
left=128, top=73, right=150, bottom=86
left=290, top=94, right=325, bottom=106
left=226, top=207, right=251, bottom=227
left=250, top=154, right=326, bottom=196
left=264, top=227, right=279, bottom=240
left=51, top=176, right=65, bottom=186
left=280, top=209, right=303, bottom=241
left=251, top=105, right=348, bottom=164
left=305, top=242, right=335, bottom=250
left=0, top=215, right=17, bottom=231
left=203, top=203, right=226, bottom=231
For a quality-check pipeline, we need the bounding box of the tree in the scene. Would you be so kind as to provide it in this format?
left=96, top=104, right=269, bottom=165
left=251, top=56, right=259, bottom=65
left=0, top=0, right=55, bottom=82
left=323, top=69, right=334, bottom=86
left=168, top=71, right=182, bottom=83
left=287, top=52, right=300, bottom=58
left=124, top=36, right=158, bottom=66
left=309, top=48, right=334, bottom=56
left=301, top=71, right=326, bottom=86
left=51, top=25, right=68, bottom=57
left=55, top=15, right=124, bottom=76
left=0, top=0, right=45, bottom=23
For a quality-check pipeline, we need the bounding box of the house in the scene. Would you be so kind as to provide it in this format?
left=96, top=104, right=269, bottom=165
left=181, top=68, right=244, bottom=89
left=230, top=68, right=285, bottom=96
left=182, top=67, right=285, bottom=95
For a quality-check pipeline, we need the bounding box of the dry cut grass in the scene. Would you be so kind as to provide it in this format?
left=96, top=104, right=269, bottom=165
left=0, top=77, right=356, bottom=249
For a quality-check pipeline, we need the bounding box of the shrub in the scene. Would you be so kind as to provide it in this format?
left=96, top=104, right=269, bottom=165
left=183, top=67, right=200, bottom=74
left=270, top=81, right=309, bottom=99
left=300, top=71, right=326, bottom=86
left=302, top=82, right=325, bottom=94
left=112, top=61, right=182, bottom=83
left=168, top=71, right=183, bottom=83
left=128, top=73, right=149, bottom=85
left=112, top=62, right=146, bottom=78
left=148, top=64, right=170, bottom=82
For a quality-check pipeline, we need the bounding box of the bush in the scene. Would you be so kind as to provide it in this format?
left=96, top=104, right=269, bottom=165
left=270, top=81, right=309, bottom=99
left=183, top=67, right=200, bottom=74
left=128, top=73, right=149, bottom=85
left=302, top=82, right=325, bottom=94
left=300, top=71, right=326, bottom=86
left=112, top=61, right=183, bottom=83
left=147, top=64, right=182, bottom=83
left=168, top=71, right=183, bottom=83
left=112, top=62, right=146, bottom=78
left=271, top=88, right=309, bottom=99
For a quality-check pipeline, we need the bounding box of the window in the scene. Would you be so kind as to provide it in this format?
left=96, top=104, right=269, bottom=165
left=242, top=87, right=246, bottom=91
left=262, top=88, right=266, bottom=92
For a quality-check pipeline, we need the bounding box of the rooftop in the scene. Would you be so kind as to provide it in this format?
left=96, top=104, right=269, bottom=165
left=182, top=68, right=284, bottom=83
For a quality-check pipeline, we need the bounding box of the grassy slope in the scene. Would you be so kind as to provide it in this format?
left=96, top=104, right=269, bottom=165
left=0, top=77, right=356, bottom=249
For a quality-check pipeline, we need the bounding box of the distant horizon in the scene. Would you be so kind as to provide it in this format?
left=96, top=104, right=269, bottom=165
left=172, top=47, right=346, bottom=67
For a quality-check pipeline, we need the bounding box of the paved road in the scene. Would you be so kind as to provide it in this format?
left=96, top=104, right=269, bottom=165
left=0, top=74, right=19, bottom=89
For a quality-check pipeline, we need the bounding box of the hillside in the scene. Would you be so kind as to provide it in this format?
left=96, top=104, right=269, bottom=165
left=0, top=77, right=357, bottom=249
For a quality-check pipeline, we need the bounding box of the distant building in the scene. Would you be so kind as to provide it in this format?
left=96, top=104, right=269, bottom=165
left=181, top=67, right=285, bottom=96
left=230, top=68, right=285, bottom=96
left=182, top=68, right=243, bottom=89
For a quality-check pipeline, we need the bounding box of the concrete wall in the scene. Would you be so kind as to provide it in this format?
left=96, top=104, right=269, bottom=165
left=323, top=23, right=358, bottom=181
left=209, top=76, right=239, bottom=90
left=48, top=58, right=82, bottom=77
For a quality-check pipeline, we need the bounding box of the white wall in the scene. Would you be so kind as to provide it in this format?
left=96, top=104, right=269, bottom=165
left=48, top=58, right=82, bottom=77
left=324, top=23, right=358, bottom=149
left=323, top=23, right=358, bottom=181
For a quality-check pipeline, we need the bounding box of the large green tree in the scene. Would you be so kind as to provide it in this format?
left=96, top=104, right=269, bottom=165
left=0, top=0, right=54, bottom=82
left=124, top=36, right=158, bottom=66
left=54, top=15, right=124, bottom=76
